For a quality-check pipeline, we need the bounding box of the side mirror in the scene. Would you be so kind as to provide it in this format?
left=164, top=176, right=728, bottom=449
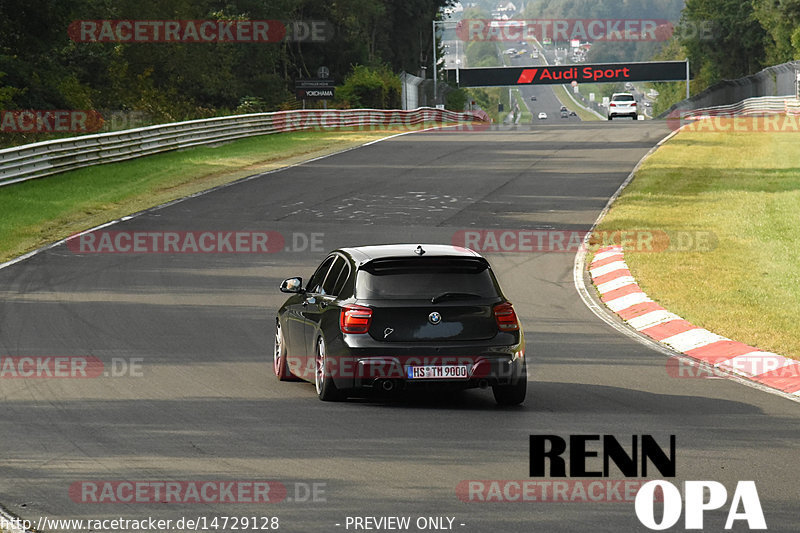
left=280, top=277, right=304, bottom=293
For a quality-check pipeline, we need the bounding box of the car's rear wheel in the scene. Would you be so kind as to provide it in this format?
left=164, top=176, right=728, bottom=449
left=492, top=363, right=527, bottom=406
left=273, top=320, right=298, bottom=381
left=315, top=337, right=343, bottom=402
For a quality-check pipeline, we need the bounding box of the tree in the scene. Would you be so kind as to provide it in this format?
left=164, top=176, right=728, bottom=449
left=0, top=0, right=452, bottom=144
left=680, top=0, right=766, bottom=81
left=753, top=0, right=800, bottom=63
left=336, top=64, right=400, bottom=109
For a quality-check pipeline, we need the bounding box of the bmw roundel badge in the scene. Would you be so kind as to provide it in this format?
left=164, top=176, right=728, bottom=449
left=428, top=311, right=442, bottom=325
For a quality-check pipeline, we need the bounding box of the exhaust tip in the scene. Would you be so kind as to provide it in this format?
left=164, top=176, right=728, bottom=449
left=381, top=379, right=395, bottom=392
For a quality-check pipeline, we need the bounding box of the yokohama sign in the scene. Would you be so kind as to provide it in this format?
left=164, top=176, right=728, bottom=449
left=450, top=61, right=687, bottom=87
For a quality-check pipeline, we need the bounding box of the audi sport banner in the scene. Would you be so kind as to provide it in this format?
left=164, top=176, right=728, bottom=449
left=448, top=61, right=687, bottom=87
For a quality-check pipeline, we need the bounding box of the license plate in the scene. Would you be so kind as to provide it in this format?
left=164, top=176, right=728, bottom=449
left=407, top=365, right=469, bottom=380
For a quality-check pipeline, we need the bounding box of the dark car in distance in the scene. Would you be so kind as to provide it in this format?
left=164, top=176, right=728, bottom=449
left=274, top=244, right=527, bottom=404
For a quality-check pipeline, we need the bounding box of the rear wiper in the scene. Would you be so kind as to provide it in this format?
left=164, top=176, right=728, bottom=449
left=431, top=292, right=483, bottom=304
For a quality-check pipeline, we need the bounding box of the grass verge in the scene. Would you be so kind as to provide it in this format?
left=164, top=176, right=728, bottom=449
left=593, top=128, right=800, bottom=359
left=512, top=89, right=533, bottom=123
left=552, top=85, right=602, bottom=121
left=0, top=127, right=417, bottom=263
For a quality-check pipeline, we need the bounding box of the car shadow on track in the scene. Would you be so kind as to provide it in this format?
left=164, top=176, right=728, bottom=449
left=286, top=379, right=762, bottom=415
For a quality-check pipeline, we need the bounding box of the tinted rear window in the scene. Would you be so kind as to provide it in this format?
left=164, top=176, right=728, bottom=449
left=355, top=258, right=500, bottom=300
left=613, top=94, right=635, bottom=102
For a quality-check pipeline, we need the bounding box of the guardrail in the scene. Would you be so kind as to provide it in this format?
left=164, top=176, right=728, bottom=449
left=657, top=60, right=800, bottom=119
left=678, top=95, right=800, bottom=119
left=0, top=107, right=487, bottom=188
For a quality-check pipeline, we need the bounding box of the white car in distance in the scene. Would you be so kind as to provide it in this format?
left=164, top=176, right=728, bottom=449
left=607, top=92, right=638, bottom=120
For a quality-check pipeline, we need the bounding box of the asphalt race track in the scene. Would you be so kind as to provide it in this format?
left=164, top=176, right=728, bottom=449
left=508, top=49, right=584, bottom=123
left=1, top=121, right=799, bottom=532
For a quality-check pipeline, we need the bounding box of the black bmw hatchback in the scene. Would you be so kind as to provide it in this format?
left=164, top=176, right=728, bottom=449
left=274, top=244, right=527, bottom=405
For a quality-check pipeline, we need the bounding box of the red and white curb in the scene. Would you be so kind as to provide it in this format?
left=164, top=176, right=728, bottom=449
left=590, top=245, right=800, bottom=395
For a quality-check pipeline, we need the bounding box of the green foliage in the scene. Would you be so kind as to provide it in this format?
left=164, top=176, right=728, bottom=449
left=587, top=41, right=664, bottom=64
left=649, top=0, right=797, bottom=113
left=235, top=96, right=271, bottom=114
left=0, top=0, right=449, bottom=143
left=648, top=35, right=689, bottom=116
left=336, top=65, right=401, bottom=109
left=466, top=41, right=500, bottom=67
left=753, top=0, right=800, bottom=63
left=445, top=88, right=467, bottom=111
left=521, top=0, right=683, bottom=19
left=0, top=72, right=23, bottom=109
left=680, top=0, right=766, bottom=83
left=464, top=87, right=498, bottom=121
left=792, top=27, right=800, bottom=60
left=5, top=0, right=797, bottom=136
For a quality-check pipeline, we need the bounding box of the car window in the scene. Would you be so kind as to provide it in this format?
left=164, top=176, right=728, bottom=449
left=613, top=94, right=635, bottom=102
left=320, top=256, right=346, bottom=296
left=307, top=256, right=336, bottom=294
left=355, top=258, right=500, bottom=300
left=330, top=260, right=351, bottom=297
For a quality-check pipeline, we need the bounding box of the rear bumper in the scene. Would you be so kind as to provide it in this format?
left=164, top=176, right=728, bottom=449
left=609, top=110, right=637, bottom=118
left=354, top=353, right=525, bottom=392
left=323, top=337, right=526, bottom=393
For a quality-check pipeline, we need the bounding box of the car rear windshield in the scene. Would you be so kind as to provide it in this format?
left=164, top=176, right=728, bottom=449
left=355, top=258, right=500, bottom=300
left=613, top=94, right=635, bottom=101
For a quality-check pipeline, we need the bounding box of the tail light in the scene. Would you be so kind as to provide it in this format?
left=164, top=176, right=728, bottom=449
left=340, top=304, right=372, bottom=334
left=493, top=302, right=519, bottom=331
left=610, top=102, right=616, bottom=107
left=631, top=101, right=637, bottom=106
